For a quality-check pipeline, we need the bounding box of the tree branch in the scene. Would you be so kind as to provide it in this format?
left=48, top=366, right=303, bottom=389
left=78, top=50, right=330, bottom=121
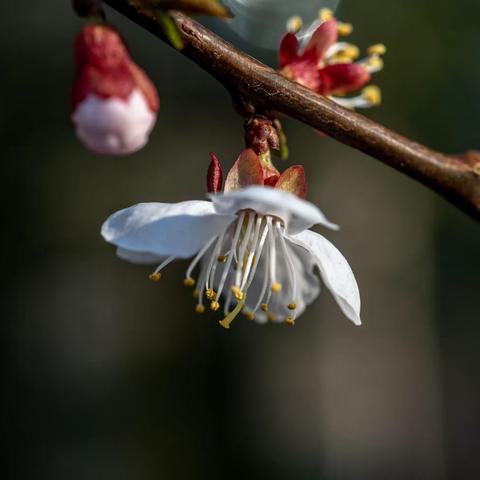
left=104, top=0, right=480, bottom=221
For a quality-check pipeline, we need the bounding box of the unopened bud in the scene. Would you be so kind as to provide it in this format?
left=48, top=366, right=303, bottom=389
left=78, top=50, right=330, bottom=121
left=71, top=24, right=159, bottom=155
left=244, top=116, right=279, bottom=155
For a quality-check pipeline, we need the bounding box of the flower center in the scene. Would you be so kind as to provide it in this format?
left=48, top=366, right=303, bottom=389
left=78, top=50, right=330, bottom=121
left=150, top=209, right=299, bottom=328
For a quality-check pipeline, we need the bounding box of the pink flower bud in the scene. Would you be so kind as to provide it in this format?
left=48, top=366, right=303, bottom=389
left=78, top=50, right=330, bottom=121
left=71, top=25, right=160, bottom=155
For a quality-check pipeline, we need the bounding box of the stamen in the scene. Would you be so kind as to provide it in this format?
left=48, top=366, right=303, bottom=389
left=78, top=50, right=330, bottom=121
left=286, top=15, right=303, bottom=33
left=268, top=313, right=277, bottom=322
left=271, top=283, right=282, bottom=293
left=267, top=217, right=280, bottom=292
left=206, top=232, right=226, bottom=290
left=319, top=8, right=333, bottom=21
left=244, top=221, right=269, bottom=292
left=210, top=301, right=220, bottom=311
left=325, top=42, right=359, bottom=62
left=183, top=277, right=195, bottom=287
left=245, top=311, right=255, bottom=321
left=219, top=298, right=245, bottom=329
left=215, top=211, right=246, bottom=301
left=331, top=85, right=382, bottom=109
left=231, top=285, right=244, bottom=301
left=251, top=235, right=272, bottom=315
left=234, top=211, right=255, bottom=290
left=149, top=255, right=175, bottom=281
left=195, top=304, right=205, bottom=314
left=206, top=288, right=217, bottom=300
left=185, top=236, right=217, bottom=282
left=240, top=216, right=264, bottom=292
left=362, top=85, right=382, bottom=106
left=360, top=55, right=384, bottom=73
left=285, top=317, right=296, bottom=326
left=367, top=43, right=387, bottom=55
left=337, top=22, right=353, bottom=36
left=276, top=222, right=298, bottom=311
left=217, top=255, right=227, bottom=263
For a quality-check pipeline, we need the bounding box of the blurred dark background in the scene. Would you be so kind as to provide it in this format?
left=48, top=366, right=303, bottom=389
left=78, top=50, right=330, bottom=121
left=2, top=0, right=479, bottom=479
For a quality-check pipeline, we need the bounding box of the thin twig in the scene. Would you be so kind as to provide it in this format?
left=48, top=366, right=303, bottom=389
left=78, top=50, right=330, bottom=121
left=104, top=0, right=480, bottom=221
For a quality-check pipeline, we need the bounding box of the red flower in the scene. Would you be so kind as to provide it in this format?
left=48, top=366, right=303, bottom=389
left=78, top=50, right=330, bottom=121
left=71, top=24, right=160, bottom=155
left=279, top=10, right=385, bottom=109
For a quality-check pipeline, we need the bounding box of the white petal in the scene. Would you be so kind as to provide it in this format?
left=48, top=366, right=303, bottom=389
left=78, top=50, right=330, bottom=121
left=116, top=247, right=164, bottom=264
left=209, top=186, right=338, bottom=235
left=101, top=201, right=235, bottom=260
left=72, top=89, right=156, bottom=155
left=288, top=230, right=361, bottom=325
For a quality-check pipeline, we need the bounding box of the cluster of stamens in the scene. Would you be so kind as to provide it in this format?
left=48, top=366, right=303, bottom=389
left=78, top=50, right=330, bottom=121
left=287, top=8, right=386, bottom=109
left=149, top=210, right=300, bottom=328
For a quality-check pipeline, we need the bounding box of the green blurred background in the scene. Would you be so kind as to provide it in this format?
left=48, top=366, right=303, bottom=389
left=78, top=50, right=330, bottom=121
left=2, top=0, right=479, bottom=478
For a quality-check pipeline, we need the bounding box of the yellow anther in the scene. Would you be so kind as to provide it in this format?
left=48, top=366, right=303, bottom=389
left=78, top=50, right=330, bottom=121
left=183, top=277, right=195, bottom=287
left=271, top=283, right=282, bottom=293
left=206, top=288, right=216, bottom=300
left=367, top=43, right=387, bottom=56
left=365, top=55, right=384, bottom=71
left=246, top=312, right=255, bottom=321
left=193, top=290, right=200, bottom=299
left=319, top=8, right=333, bottom=21
left=362, top=86, right=382, bottom=106
left=286, top=15, right=303, bottom=33
left=260, top=303, right=269, bottom=312
left=149, top=272, right=161, bottom=282
left=217, top=255, right=227, bottom=263
left=330, top=54, right=352, bottom=64
left=231, top=285, right=244, bottom=301
left=342, top=45, right=360, bottom=60
left=210, top=301, right=220, bottom=312
left=337, top=22, right=353, bottom=36
left=195, top=304, right=205, bottom=314
left=268, top=313, right=277, bottom=322
left=287, top=303, right=297, bottom=311
left=285, top=317, right=296, bottom=326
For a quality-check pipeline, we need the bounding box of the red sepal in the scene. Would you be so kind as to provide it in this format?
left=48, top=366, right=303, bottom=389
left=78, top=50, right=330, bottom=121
left=207, top=152, right=224, bottom=193
left=274, top=165, right=307, bottom=199
left=304, top=19, right=338, bottom=62
left=224, top=149, right=264, bottom=192
left=279, top=32, right=299, bottom=68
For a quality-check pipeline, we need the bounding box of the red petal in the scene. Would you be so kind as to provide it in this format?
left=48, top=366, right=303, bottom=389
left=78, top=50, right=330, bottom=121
left=304, top=19, right=338, bottom=62
left=318, top=63, right=371, bottom=95
left=224, top=149, right=264, bottom=192
left=279, top=33, right=299, bottom=68
left=207, top=152, right=223, bottom=193
left=274, top=165, right=307, bottom=199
